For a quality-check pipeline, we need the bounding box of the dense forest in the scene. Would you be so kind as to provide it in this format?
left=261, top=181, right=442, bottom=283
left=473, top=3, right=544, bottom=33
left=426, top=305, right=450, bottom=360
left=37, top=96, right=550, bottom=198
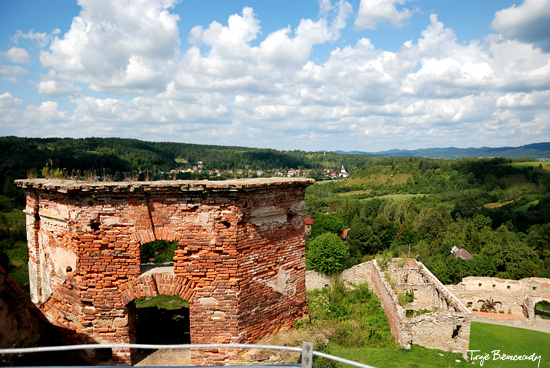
left=0, top=136, right=372, bottom=193
left=0, top=136, right=549, bottom=287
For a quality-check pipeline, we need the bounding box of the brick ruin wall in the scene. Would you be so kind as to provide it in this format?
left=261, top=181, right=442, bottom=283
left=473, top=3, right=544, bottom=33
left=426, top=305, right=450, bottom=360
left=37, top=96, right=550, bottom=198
left=371, top=259, right=471, bottom=354
left=14, top=178, right=314, bottom=365
left=446, top=276, right=550, bottom=320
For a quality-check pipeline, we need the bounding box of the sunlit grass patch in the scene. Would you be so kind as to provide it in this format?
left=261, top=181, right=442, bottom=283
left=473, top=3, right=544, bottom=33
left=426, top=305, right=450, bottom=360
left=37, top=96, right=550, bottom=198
left=514, top=200, right=539, bottom=212
left=468, top=322, right=550, bottom=367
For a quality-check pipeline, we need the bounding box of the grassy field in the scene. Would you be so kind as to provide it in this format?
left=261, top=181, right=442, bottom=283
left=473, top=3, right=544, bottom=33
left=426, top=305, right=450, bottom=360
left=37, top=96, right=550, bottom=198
left=467, top=322, right=549, bottom=367
left=507, top=161, right=550, bottom=172
left=326, top=345, right=468, bottom=368
left=515, top=200, right=540, bottom=212
left=321, top=322, right=549, bottom=368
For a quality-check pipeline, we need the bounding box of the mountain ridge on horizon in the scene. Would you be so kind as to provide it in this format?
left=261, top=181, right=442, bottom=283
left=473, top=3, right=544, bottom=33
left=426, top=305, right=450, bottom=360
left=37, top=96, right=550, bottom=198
left=335, top=142, right=550, bottom=160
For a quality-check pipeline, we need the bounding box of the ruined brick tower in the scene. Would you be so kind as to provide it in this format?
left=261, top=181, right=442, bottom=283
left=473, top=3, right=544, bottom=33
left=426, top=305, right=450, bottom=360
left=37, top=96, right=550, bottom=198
left=15, top=178, right=314, bottom=365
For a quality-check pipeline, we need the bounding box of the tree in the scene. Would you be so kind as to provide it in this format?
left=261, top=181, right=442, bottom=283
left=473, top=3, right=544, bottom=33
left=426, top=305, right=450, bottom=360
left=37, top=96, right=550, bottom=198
left=525, top=223, right=550, bottom=259
left=310, top=213, right=344, bottom=238
left=348, top=217, right=381, bottom=257
left=307, top=233, right=350, bottom=275
left=415, top=208, right=444, bottom=245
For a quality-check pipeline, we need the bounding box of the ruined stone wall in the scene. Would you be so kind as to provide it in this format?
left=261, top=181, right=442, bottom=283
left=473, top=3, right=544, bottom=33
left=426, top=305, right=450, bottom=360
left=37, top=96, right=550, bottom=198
left=15, top=178, right=313, bottom=366
left=371, top=259, right=471, bottom=354
left=371, top=260, right=408, bottom=347
left=447, top=276, right=550, bottom=319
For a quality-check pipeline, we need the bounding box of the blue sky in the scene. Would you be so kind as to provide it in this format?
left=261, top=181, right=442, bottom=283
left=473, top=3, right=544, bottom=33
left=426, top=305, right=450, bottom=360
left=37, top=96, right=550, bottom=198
left=1, top=0, right=549, bottom=152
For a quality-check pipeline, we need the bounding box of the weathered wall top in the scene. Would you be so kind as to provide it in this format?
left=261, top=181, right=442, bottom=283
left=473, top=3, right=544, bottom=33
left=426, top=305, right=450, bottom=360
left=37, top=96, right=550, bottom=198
left=15, top=177, right=315, bottom=193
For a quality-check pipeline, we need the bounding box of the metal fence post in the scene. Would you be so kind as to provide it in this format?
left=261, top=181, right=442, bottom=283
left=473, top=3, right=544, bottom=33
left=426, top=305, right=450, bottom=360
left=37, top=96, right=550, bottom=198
left=301, top=341, right=313, bottom=368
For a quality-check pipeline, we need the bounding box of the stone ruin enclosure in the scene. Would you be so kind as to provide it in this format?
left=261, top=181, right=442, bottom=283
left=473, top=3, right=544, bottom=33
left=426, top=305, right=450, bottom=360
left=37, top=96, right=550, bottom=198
left=447, top=276, right=550, bottom=321
left=306, top=259, right=473, bottom=355
left=371, top=259, right=472, bottom=354
left=14, top=178, right=314, bottom=365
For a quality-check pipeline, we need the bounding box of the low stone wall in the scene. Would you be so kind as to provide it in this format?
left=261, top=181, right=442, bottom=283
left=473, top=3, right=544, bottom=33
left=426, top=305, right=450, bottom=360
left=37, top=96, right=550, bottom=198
left=372, top=259, right=471, bottom=354
left=371, top=259, right=408, bottom=347
left=447, top=276, right=550, bottom=320
left=306, top=259, right=472, bottom=354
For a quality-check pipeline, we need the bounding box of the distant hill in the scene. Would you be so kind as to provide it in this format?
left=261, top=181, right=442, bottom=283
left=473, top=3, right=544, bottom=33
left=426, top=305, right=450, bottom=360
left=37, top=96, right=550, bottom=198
left=336, top=142, right=550, bottom=160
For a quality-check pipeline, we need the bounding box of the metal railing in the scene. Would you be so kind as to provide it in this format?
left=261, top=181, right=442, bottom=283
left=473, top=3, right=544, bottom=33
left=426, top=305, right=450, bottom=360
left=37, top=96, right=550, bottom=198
left=1, top=342, right=376, bottom=368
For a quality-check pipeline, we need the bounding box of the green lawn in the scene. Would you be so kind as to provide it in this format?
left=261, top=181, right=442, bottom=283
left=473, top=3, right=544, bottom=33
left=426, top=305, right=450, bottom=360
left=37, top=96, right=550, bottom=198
left=326, top=345, right=468, bottom=368
left=468, top=322, right=549, bottom=367
left=321, top=322, right=549, bottom=368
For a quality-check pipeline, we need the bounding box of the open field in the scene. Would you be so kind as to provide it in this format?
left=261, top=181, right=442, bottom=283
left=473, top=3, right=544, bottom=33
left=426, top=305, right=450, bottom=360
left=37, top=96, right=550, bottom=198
left=507, top=161, right=550, bottom=172
left=515, top=200, right=540, bottom=212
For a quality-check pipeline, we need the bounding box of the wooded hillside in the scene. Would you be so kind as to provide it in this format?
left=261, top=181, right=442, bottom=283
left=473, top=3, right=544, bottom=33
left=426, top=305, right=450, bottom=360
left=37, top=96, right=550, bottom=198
left=1, top=136, right=548, bottom=285
left=305, top=156, right=550, bottom=282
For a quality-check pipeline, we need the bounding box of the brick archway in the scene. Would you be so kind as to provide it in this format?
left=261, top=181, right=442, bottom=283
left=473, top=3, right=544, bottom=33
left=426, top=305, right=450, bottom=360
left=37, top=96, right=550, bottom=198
left=118, top=272, right=197, bottom=305
left=16, top=178, right=313, bottom=366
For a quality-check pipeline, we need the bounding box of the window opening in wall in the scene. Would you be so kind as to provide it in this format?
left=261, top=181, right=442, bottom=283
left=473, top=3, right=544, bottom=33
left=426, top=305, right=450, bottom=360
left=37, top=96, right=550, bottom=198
left=507, top=285, right=511, bottom=289
left=451, top=325, right=462, bottom=339
left=534, top=301, right=550, bottom=320
left=140, top=240, right=178, bottom=274
left=140, top=240, right=178, bottom=264
left=133, top=295, right=190, bottom=362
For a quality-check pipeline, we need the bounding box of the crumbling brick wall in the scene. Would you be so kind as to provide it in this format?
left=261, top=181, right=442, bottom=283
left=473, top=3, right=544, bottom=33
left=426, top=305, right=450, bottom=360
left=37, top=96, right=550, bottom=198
left=15, top=178, right=313, bottom=366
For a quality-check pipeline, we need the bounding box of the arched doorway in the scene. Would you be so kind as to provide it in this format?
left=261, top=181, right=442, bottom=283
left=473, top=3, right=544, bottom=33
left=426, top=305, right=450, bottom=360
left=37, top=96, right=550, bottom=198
left=133, top=294, right=191, bottom=363
left=535, top=300, right=550, bottom=319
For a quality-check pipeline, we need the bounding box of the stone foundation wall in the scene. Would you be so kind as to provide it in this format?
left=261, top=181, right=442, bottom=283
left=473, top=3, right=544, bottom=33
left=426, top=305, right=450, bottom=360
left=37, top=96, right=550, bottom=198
left=447, top=276, right=550, bottom=319
left=15, top=178, right=313, bottom=366
left=371, top=259, right=471, bottom=354
left=371, top=259, right=408, bottom=347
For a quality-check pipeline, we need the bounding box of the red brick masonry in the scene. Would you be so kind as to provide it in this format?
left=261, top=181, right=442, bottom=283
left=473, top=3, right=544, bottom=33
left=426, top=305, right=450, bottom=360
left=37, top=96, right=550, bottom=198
left=15, top=178, right=314, bottom=365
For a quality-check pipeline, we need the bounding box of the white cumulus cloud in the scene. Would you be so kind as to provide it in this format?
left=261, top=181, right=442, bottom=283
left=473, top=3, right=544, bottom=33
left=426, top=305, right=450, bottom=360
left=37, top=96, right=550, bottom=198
left=355, top=0, right=414, bottom=30
left=39, top=0, right=180, bottom=95
left=492, top=0, right=550, bottom=52
left=3, top=47, right=31, bottom=64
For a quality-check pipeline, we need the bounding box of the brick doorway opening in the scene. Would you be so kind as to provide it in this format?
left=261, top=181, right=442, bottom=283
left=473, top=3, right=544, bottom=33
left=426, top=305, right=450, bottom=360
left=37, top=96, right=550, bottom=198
left=131, top=294, right=191, bottom=362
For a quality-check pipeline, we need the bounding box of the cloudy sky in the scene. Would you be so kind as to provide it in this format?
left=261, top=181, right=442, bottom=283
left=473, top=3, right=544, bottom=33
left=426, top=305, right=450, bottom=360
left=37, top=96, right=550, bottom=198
left=0, top=0, right=549, bottom=152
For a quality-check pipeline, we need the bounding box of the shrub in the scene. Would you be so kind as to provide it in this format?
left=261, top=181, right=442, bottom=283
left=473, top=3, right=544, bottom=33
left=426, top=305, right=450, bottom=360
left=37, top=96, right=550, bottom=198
left=306, top=283, right=394, bottom=349
left=307, top=233, right=350, bottom=275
